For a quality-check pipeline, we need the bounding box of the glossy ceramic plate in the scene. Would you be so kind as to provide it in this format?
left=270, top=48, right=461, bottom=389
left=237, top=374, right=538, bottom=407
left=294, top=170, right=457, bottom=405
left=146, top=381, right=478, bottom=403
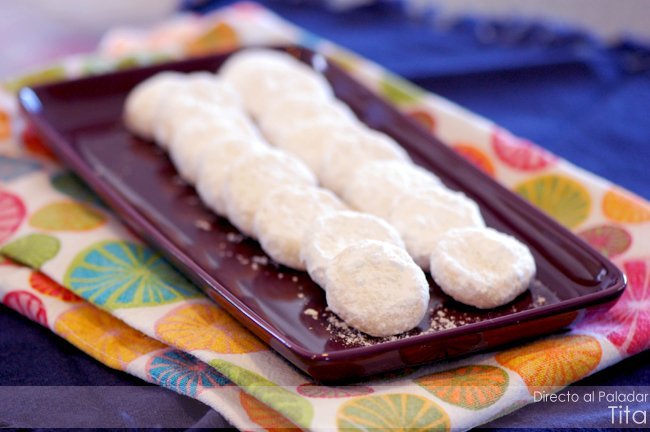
left=19, top=46, right=626, bottom=383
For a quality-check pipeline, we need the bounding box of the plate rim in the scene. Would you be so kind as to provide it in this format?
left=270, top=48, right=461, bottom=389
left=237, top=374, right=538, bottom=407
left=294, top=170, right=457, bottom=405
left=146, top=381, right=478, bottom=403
left=18, top=45, right=627, bottom=377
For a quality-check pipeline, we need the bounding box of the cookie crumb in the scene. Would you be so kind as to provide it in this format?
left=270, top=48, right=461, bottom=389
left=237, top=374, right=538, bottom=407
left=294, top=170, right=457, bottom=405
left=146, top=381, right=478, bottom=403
left=323, top=306, right=474, bottom=347
left=304, top=308, right=319, bottom=320
left=236, top=254, right=250, bottom=266
left=252, top=255, right=269, bottom=266
left=194, top=219, right=212, bottom=231
left=226, top=232, right=244, bottom=243
left=428, top=308, right=457, bottom=331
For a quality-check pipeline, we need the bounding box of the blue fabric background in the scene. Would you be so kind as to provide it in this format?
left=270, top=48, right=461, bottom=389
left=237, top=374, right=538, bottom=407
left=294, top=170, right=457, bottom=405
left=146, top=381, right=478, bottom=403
left=1, top=1, right=648, bottom=429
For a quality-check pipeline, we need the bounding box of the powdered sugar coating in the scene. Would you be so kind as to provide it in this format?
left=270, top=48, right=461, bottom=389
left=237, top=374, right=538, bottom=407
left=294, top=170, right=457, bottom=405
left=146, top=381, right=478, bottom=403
left=123, top=72, right=184, bottom=140
left=319, top=128, right=410, bottom=195
left=154, top=97, right=255, bottom=147
left=429, top=227, right=536, bottom=309
left=220, top=49, right=332, bottom=117
left=195, top=137, right=267, bottom=215
left=220, top=49, right=307, bottom=85
left=259, top=95, right=356, bottom=144
left=389, top=187, right=485, bottom=269
left=343, top=160, right=442, bottom=218
left=168, top=115, right=259, bottom=184
left=301, top=210, right=405, bottom=288
left=272, top=121, right=358, bottom=173
left=325, top=240, right=429, bottom=337
left=222, top=149, right=317, bottom=236
left=253, top=185, right=346, bottom=269
left=182, top=72, right=242, bottom=107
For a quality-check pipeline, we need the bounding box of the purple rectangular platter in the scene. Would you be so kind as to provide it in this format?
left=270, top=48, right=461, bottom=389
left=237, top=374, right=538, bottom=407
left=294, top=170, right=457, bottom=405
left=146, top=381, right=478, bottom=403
left=19, top=46, right=626, bottom=383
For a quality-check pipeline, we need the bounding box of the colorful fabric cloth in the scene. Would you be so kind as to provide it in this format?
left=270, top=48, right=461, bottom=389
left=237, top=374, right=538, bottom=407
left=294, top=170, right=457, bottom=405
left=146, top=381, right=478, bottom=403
left=1, top=3, right=649, bottom=430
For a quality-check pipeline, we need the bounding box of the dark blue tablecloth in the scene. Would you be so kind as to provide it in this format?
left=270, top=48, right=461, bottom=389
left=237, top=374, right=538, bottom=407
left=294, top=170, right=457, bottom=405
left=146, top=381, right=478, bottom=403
left=1, top=1, right=648, bottom=430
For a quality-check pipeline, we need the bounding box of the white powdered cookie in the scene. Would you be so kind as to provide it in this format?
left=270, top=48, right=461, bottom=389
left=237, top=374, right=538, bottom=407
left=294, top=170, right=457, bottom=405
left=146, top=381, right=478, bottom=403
left=248, top=68, right=332, bottom=118
left=301, top=210, right=404, bottom=288
left=220, top=49, right=304, bottom=85
left=342, top=160, right=442, bottom=218
left=183, top=72, right=242, bottom=108
left=222, top=149, right=317, bottom=236
left=271, top=121, right=358, bottom=173
left=258, top=95, right=356, bottom=144
left=388, top=187, right=485, bottom=269
left=195, top=137, right=267, bottom=215
left=429, top=227, right=536, bottom=309
left=325, top=240, right=429, bottom=337
left=154, top=96, right=254, bottom=147
left=220, top=49, right=332, bottom=117
left=124, top=72, right=184, bottom=140
left=319, top=127, right=410, bottom=195
left=253, top=185, right=346, bottom=269
left=167, top=114, right=260, bottom=184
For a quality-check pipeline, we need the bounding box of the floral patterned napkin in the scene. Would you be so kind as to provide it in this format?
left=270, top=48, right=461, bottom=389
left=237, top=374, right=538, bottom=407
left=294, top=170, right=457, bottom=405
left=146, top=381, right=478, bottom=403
left=1, top=2, right=649, bottom=430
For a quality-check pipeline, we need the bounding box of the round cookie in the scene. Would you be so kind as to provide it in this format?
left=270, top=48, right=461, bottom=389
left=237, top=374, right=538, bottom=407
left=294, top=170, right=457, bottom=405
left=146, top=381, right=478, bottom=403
left=325, top=240, right=429, bottom=337
left=249, top=68, right=332, bottom=118
left=124, top=71, right=184, bottom=140
left=388, top=187, right=485, bottom=269
left=220, top=49, right=306, bottom=85
left=258, top=95, right=356, bottom=144
left=222, top=149, right=317, bottom=236
left=253, top=185, right=346, bottom=269
left=220, top=49, right=332, bottom=117
left=319, top=127, right=410, bottom=195
left=183, top=72, right=242, bottom=108
left=167, top=114, right=260, bottom=184
left=154, top=96, right=253, bottom=146
left=272, top=121, right=358, bottom=173
left=429, top=227, right=536, bottom=309
left=301, top=210, right=405, bottom=288
left=342, top=160, right=442, bottom=218
left=195, top=137, right=267, bottom=215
